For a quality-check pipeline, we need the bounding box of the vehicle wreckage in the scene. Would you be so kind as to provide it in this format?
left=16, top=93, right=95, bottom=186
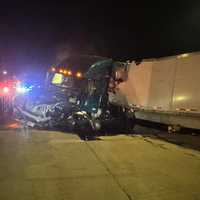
left=14, top=55, right=135, bottom=135
left=14, top=52, right=200, bottom=136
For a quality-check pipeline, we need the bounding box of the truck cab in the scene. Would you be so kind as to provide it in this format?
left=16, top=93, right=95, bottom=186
left=46, top=55, right=134, bottom=134
left=45, top=55, right=108, bottom=106
left=14, top=55, right=135, bottom=135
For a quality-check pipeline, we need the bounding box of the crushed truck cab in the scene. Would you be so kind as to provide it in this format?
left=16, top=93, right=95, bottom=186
left=14, top=55, right=135, bottom=135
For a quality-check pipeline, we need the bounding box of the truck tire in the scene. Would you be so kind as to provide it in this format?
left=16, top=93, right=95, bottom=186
left=123, top=114, right=135, bottom=133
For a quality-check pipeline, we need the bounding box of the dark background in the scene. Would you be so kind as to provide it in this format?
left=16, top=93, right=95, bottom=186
left=1, top=0, right=200, bottom=72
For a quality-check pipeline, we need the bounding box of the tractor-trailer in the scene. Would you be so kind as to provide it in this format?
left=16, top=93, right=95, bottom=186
left=114, top=52, right=200, bottom=130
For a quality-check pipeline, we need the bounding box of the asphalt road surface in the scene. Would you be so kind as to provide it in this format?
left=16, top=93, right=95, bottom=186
left=0, top=127, right=200, bottom=200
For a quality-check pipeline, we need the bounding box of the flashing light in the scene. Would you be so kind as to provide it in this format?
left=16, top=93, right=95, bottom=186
left=52, top=67, right=56, bottom=72
left=59, top=69, right=63, bottom=73
left=16, top=86, right=27, bottom=93
left=76, top=72, right=82, bottom=78
left=3, top=70, right=7, bottom=75
left=16, top=83, right=32, bottom=94
left=68, top=70, right=72, bottom=75
left=63, top=70, right=68, bottom=75
left=3, top=87, right=9, bottom=93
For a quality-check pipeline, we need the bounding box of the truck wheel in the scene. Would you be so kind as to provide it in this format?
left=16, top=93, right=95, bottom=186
left=122, top=114, right=135, bottom=133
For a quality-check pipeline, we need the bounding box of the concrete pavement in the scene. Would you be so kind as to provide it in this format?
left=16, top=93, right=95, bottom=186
left=0, top=128, right=199, bottom=200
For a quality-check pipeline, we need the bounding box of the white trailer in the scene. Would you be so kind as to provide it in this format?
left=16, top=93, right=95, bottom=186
left=113, top=52, right=200, bottom=130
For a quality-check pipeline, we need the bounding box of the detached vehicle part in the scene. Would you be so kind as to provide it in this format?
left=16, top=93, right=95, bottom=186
left=13, top=88, right=74, bottom=128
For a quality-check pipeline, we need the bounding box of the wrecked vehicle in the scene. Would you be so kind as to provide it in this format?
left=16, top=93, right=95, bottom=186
left=14, top=55, right=135, bottom=134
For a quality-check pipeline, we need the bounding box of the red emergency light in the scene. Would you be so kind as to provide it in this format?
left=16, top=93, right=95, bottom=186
left=0, top=80, right=17, bottom=96
left=3, top=87, right=9, bottom=93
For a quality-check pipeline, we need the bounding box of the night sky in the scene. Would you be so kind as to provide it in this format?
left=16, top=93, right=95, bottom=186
left=1, top=1, right=200, bottom=72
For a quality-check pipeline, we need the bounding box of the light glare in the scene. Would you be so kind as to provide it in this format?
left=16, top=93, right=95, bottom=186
left=3, top=70, right=7, bottom=75
left=76, top=72, right=82, bottom=78
left=3, top=87, right=9, bottom=93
